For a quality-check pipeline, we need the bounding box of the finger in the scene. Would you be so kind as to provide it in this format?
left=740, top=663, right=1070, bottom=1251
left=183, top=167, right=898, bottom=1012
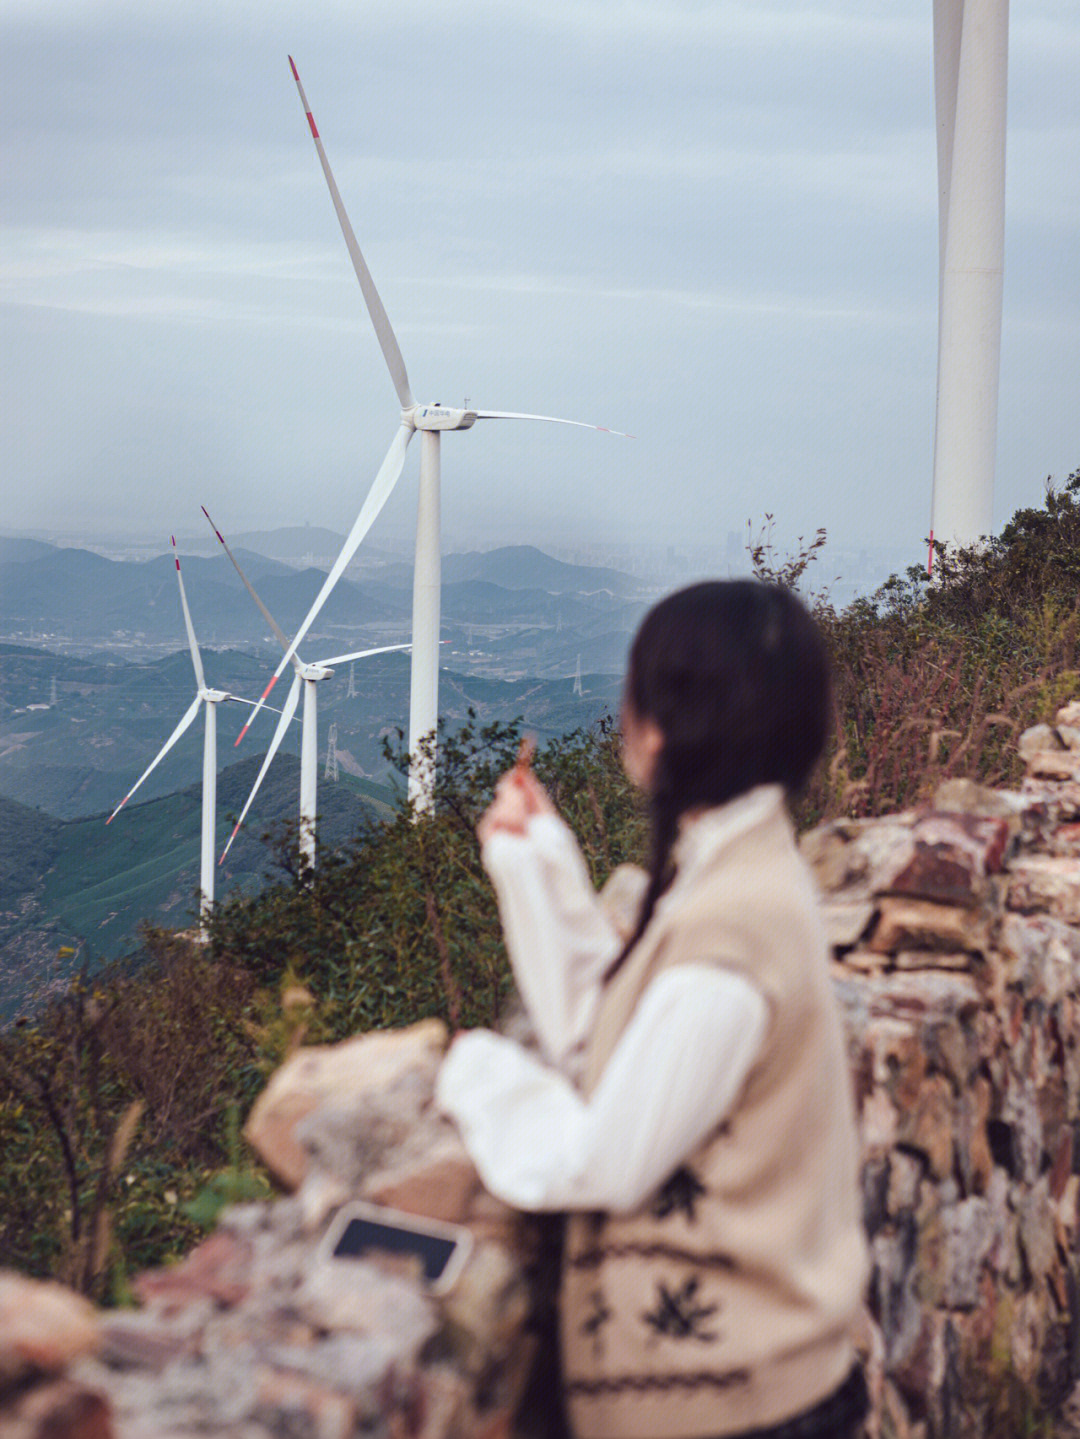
left=518, top=771, right=555, bottom=813
left=478, top=791, right=528, bottom=840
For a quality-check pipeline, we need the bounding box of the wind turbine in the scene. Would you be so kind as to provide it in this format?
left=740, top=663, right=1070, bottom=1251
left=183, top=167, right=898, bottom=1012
left=106, top=538, right=268, bottom=922
left=235, top=57, right=629, bottom=809
left=929, top=0, right=1009, bottom=559
left=202, top=508, right=409, bottom=867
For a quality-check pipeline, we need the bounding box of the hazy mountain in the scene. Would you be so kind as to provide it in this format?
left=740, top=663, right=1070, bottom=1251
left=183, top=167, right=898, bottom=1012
left=0, top=540, right=648, bottom=654
left=0, top=548, right=407, bottom=649
left=447, top=546, right=639, bottom=594
left=378, top=545, right=641, bottom=595
left=222, top=526, right=409, bottom=573
left=0, top=537, right=57, bottom=565
left=228, top=525, right=349, bottom=557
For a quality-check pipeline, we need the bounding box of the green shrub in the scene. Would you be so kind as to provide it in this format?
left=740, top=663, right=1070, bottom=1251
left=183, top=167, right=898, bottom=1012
left=795, top=470, right=1080, bottom=823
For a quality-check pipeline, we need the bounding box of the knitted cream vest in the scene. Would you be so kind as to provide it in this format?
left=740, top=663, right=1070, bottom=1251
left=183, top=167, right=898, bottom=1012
left=561, top=798, right=868, bottom=1439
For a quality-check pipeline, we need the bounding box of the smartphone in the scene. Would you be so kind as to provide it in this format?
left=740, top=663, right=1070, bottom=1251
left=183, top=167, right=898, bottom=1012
left=316, top=1200, right=474, bottom=1296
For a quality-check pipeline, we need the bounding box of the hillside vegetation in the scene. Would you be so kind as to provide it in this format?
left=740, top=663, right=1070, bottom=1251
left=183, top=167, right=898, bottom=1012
left=796, top=469, right=1080, bottom=822
left=0, top=795, right=63, bottom=905
left=2, top=469, right=1079, bottom=1298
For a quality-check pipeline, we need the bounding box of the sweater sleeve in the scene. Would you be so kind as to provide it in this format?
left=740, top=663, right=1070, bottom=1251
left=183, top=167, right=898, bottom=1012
left=481, top=812, right=620, bottom=1073
left=436, top=964, right=768, bottom=1213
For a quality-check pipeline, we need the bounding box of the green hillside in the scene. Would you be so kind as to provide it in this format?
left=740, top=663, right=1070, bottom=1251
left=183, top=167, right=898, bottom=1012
left=0, top=754, right=398, bottom=1020
left=0, top=644, right=621, bottom=818
left=0, top=794, right=63, bottom=906
left=0, top=646, right=414, bottom=818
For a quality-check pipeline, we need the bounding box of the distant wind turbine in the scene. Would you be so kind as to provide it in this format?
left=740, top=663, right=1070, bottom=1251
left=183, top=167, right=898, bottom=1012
left=106, top=538, right=268, bottom=922
left=235, top=57, right=630, bottom=809
left=203, top=508, right=408, bottom=867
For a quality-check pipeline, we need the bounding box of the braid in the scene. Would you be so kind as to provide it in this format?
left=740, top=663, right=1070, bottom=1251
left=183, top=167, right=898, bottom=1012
left=604, top=769, right=680, bottom=982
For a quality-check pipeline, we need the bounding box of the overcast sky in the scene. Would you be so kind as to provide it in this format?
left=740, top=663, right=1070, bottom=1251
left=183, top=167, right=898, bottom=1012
left=2, top=0, right=1077, bottom=566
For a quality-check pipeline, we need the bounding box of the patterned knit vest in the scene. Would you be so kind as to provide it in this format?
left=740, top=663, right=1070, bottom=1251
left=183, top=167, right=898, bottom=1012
left=561, top=798, right=868, bottom=1439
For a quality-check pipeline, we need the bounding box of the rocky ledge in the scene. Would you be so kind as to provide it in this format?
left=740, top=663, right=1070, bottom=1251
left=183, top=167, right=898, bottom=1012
left=1, top=1020, right=543, bottom=1439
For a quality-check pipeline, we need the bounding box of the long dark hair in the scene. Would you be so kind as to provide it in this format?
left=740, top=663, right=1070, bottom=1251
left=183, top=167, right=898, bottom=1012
left=609, top=580, right=830, bottom=977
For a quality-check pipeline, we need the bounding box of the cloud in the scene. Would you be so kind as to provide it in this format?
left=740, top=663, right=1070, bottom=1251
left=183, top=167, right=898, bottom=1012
left=0, top=227, right=329, bottom=283
left=1, top=0, right=1076, bottom=559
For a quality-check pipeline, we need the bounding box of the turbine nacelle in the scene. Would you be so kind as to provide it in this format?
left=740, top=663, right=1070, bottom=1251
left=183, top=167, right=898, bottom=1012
left=299, top=663, right=334, bottom=682
left=200, top=688, right=230, bottom=705
left=406, top=404, right=478, bottom=432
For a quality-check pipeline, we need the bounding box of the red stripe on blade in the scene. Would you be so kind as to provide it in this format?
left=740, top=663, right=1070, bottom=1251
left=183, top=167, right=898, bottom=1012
left=200, top=505, right=224, bottom=542
left=234, top=675, right=279, bottom=746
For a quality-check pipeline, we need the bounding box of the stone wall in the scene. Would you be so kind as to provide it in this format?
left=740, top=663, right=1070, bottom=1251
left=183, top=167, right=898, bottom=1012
left=808, top=703, right=1080, bottom=1438
left=10, top=710, right=1080, bottom=1437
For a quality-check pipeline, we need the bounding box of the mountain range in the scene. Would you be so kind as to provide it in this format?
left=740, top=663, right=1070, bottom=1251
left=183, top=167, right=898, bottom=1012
left=0, top=541, right=644, bottom=651
left=0, top=534, right=643, bottom=1010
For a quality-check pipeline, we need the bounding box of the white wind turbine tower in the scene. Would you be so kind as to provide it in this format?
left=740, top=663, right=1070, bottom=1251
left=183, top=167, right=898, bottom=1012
left=929, top=0, right=1009, bottom=557
left=235, top=57, right=629, bottom=810
left=204, top=509, right=409, bottom=867
left=106, top=538, right=267, bottom=923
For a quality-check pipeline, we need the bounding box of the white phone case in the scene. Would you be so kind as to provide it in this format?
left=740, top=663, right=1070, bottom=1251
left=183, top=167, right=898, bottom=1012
left=316, top=1198, right=475, bottom=1297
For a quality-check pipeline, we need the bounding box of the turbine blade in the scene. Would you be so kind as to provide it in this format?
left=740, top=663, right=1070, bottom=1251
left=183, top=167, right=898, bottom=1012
left=220, top=694, right=300, bottom=720
left=221, top=674, right=302, bottom=862
left=201, top=506, right=300, bottom=666
left=474, top=410, right=635, bottom=438
left=235, top=423, right=413, bottom=745
left=106, top=695, right=203, bottom=823
left=318, top=642, right=412, bottom=666
left=288, top=56, right=414, bottom=411
left=171, top=537, right=207, bottom=691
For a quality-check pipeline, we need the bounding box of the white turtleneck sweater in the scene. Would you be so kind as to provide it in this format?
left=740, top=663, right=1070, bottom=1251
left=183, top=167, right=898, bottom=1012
left=436, top=787, right=783, bottom=1214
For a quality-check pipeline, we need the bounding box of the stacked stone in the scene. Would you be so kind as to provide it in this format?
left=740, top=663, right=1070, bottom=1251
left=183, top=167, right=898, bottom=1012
left=55, top=1021, right=538, bottom=1439
left=803, top=701, right=1080, bottom=1439
left=0, top=1274, right=110, bottom=1438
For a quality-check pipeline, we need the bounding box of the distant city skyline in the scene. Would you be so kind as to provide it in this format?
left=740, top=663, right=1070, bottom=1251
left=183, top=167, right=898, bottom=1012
left=3, top=1, right=1077, bottom=568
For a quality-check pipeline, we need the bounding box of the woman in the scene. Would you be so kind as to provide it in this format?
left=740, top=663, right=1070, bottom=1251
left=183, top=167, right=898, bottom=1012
left=437, top=581, right=869, bottom=1439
